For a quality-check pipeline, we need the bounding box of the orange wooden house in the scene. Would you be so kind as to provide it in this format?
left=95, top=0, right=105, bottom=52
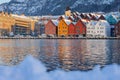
left=58, top=19, right=71, bottom=37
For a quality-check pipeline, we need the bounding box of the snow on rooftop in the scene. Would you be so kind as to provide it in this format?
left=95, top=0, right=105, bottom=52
left=51, top=20, right=59, bottom=26
left=12, top=14, right=31, bottom=20
left=64, top=19, right=71, bottom=25
left=72, top=22, right=76, bottom=25
left=98, top=20, right=110, bottom=26
left=81, top=19, right=90, bottom=25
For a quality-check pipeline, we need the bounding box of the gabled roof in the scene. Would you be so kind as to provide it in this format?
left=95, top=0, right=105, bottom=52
left=81, top=19, right=90, bottom=25
left=72, top=22, right=77, bottom=25
left=98, top=15, right=106, bottom=20
left=96, top=20, right=110, bottom=27
left=64, top=19, right=71, bottom=25
left=51, top=20, right=59, bottom=26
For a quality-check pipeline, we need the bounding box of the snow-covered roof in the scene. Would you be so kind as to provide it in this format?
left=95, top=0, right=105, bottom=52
left=12, top=14, right=31, bottom=20
left=69, top=16, right=74, bottom=20
left=78, top=16, right=82, bottom=19
left=97, top=20, right=110, bottom=27
left=72, top=22, right=77, bottom=25
left=51, top=20, right=59, bottom=26
left=64, top=19, right=71, bottom=25
left=81, top=19, right=90, bottom=25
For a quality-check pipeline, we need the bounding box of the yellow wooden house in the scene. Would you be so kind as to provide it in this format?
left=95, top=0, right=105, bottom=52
left=58, top=19, right=71, bottom=37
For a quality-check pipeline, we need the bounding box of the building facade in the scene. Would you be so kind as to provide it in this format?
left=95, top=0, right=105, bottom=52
left=75, top=20, right=86, bottom=36
left=58, top=19, right=71, bottom=37
left=115, top=21, right=120, bottom=37
left=45, top=20, right=58, bottom=36
left=87, top=20, right=111, bottom=37
left=0, top=12, right=36, bottom=36
left=68, top=23, right=76, bottom=36
left=0, top=12, right=15, bottom=36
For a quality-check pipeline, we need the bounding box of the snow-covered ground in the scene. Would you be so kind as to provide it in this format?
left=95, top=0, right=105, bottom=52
left=0, top=55, right=120, bottom=80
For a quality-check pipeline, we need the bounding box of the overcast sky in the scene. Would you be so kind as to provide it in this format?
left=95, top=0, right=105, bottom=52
left=0, top=0, right=10, bottom=4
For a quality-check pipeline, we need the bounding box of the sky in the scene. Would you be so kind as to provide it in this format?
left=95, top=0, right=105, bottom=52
left=0, top=0, right=10, bottom=4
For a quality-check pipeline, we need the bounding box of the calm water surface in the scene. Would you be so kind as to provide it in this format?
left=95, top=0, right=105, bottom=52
left=0, top=39, right=120, bottom=71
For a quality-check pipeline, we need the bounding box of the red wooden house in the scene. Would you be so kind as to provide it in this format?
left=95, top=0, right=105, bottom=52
left=68, top=23, right=76, bottom=36
left=45, top=20, right=58, bottom=36
left=75, top=19, right=86, bottom=36
left=115, top=21, right=120, bottom=37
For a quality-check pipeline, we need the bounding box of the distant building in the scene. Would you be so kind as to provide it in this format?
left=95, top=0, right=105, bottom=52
left=65, top=7, right=72, bottom=17
left=105, top=15, right=118, bottom=25
left=0, top=12, right=15, bottom=36
left=87, top=20, right=111, bottom=37
left=68, top=23, right=76, bottom=36
left=75, top=19, right=86, bottom=37
left=115, top=21, right=120, bottom=37
left=58, top=19, right=71, bottom=37
left=12, top=14, right=36, bottom=35
left=45, top=20, right=58, bottom=36
left=35, top=21, right=45, bottom=35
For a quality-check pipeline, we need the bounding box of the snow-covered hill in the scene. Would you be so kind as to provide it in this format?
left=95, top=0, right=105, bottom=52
left=0, top=0, right=120, bottom=16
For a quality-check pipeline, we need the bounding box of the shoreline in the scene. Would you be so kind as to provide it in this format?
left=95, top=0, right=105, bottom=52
left=0, top=37, right=120, bottom=40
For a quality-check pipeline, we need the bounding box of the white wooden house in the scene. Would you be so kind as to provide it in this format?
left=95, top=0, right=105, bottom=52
left=86, top=20, right=111, bottom=38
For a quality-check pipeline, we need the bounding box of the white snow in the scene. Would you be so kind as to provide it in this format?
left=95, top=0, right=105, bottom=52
left=71, top=0, right=114, bottom=8
left=0, top=55, right=120, bottom=80
left=64, top=19, right=71, bottom=25
left=51, top=20, right=59, bottom=26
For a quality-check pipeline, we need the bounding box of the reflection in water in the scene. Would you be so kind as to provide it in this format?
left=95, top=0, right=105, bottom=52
left=0, top=39, right=120, bottom=71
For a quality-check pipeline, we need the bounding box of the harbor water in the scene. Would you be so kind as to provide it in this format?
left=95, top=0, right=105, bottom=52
left=0, top=39, right=120, bottom=71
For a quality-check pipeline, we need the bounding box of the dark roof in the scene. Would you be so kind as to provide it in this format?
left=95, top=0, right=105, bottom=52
left=66, top=6, right=71, bottom=11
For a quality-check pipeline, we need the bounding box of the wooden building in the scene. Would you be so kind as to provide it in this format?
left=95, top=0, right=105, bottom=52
left=68, top=23, right=76, bottom=36
left=45, top=20, right=58, bottom=36
left=115, top=21, right=120, bottom=37
left=75, top=19, right=86, bottom=36
left=58, top=19, right=71, bottom=37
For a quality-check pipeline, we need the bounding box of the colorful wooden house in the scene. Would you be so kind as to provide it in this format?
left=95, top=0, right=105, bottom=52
left=105, top=15, right=118, bottom=25
left=115, top=21, right=120, bottom=37
left=45, top=20, right=58, bottom=36
left=58, top=19, right=71, bottom=37
left=75, top=19, right=86, bottom=36
left=68, top=23, right=76, bottom=36
left=87, top=20, right=111, bottom=38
